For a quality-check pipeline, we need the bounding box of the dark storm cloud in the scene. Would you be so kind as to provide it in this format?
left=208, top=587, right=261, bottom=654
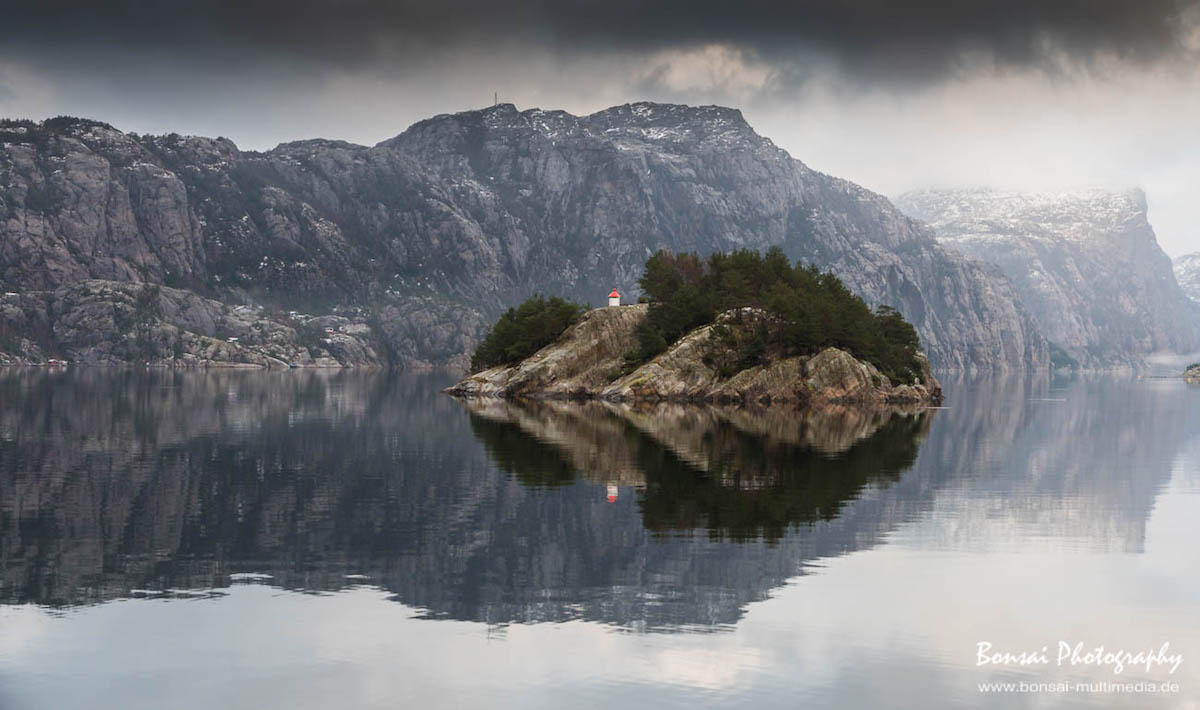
left=4, top=1, right=1199, bottom=85
left=4, top=2, right=1200, bottom=257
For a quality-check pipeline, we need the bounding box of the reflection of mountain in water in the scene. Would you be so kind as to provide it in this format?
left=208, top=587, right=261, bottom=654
left=464, top=400, right=931, bottom=541
left=914, top=375, right=1198, bottom=553
left=0, top=369, right=1193, bottom=629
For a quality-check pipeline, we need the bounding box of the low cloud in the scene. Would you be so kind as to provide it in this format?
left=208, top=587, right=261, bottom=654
left=1, top=2, right=1199, bottom=255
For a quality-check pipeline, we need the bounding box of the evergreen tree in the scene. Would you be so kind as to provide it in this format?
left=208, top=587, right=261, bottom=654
left=631, top=248, right=926, bottom=384
left=471, top=295, right=588, bottom=372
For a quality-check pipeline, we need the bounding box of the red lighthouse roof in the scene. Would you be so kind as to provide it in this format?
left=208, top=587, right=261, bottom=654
left=608, top=289, right=620, bottom=298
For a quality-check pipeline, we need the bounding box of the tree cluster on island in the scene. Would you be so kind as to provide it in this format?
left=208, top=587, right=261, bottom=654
left=470, top=296, right=588, bottom=373
left=471, top=247, right=926, bottom=385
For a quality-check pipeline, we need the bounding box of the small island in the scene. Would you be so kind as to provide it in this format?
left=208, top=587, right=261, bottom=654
left=1185, top=363, right=1200, bottom=384
left=447, top=248, right=943, bottom=407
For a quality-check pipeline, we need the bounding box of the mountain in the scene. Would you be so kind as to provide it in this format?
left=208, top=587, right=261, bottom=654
left=0, top=105, right=1047, bottom=370
left=1174, top=252, right=1200, bottom=303
left=896, top=188, right=1200, bottom=369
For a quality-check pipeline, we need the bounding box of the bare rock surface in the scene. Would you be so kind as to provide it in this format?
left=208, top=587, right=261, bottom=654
left=1, top=108, right=1046, bottom=370
left=899, top=188, right=1200, bottom=369
left=1185, top=364, right=1200, bottom=384
left=447, top=305, right=942, bottom=406
left=0, top=280, right=386, bottom=368
left=1174, top=252, right=1200, bottom=304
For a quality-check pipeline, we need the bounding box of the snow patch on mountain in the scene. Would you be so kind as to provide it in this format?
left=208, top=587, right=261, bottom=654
left=1174, top=253, right=1200, bottom=303
left=896, top=187, right=1200, bottom=369
left=899, top=188, right=1149, bottom=246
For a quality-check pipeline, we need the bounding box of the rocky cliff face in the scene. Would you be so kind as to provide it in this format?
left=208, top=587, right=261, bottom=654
left=447, top=304, right=942, bottom=405
left=897, top=188, right=1200, bottom=369
left=1, top=107, right=1046, bottom=370
left=1174, top=252, right=1200, bottom=304
left=1, top=280, right=385, bottom=367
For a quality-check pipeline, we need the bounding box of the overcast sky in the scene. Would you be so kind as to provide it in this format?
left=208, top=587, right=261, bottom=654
left=2, top=1, right=1198, bottom=254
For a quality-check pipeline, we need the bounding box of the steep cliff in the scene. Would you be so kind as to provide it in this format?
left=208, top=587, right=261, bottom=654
left=1, top=107, right=1046, bottom=370
left=447, top=304, right=942, bottom=405
left=897, top=188, right=1200, bottom=369
left=0, top=280, right=387, bottom=367
left=1174, top=252, right=1200, bottom=304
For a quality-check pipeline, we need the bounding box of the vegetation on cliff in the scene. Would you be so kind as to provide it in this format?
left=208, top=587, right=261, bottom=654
left=631, top=248, right=926, bottom=384
left=470, top=295, right=588, bottom=372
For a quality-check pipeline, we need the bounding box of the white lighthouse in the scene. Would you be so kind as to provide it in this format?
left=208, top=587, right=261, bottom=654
left=608, top=289, right=621, bottom=307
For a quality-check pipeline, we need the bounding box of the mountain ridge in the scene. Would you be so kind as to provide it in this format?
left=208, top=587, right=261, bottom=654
left=897, top=187, right=1200, bottom=369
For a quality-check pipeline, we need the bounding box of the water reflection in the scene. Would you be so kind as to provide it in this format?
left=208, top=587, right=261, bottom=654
left=3, top=369, right=1200, bottom=709
left=463, top=400, right=932, bottom=541
left=910, top=374, right=1193, bottom=553
left=0, top=369, right=1193, bottom=633
left=0, top=368, right=938, bottom=629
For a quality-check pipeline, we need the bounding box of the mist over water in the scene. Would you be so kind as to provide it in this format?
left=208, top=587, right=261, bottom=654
left=0, top=369, right=1198, bottom=708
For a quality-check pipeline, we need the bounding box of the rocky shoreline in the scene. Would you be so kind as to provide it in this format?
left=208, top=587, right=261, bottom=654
left=446, top=305, right=943, bottom=407
left=0, top=279, right=389, bottom=368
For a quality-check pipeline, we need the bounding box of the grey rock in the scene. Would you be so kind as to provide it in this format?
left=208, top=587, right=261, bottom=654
left=2, top=109, right=1047, bottom=370
left=446, top=304, right=942, bottom=405
left=1173, top=252, right=1200, bottom=304
left=897, top=188, right=1200, bottom=369
left=0, top=280, right=386, bottom=368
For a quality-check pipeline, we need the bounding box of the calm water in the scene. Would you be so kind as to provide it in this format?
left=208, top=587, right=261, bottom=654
left=0, top=369, right=1198, bottom=709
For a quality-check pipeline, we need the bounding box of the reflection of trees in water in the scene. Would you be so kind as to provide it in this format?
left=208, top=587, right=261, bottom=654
left=638, top=413, right=930, bottom=541
left=0, top=369, right=935, bottom=628
left=2, top=368, right=1187, bottom=628
left=465, top=400, right=932, bottom=541
left=468, top=414, right=579, bottom=488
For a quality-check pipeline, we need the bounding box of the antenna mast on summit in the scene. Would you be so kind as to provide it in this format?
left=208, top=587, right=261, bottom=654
left=494, top=91, right=498, bottom=107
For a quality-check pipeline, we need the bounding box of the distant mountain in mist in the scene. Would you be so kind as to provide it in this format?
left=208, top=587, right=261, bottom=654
left=897, top=188, right=1200, bottom=369
left=1174, top=252, right=1200, bottom=304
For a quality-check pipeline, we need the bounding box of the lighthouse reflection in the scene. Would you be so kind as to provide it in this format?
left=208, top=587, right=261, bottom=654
left=462, top=399, right=934, bottom=541
left=0, top=369, right=936, bottom=629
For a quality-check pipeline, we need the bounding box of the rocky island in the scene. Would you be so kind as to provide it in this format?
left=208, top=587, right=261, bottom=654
left=1185, top=364, right=1200, bottom=384
left=448, top=249, right=942, bottom=407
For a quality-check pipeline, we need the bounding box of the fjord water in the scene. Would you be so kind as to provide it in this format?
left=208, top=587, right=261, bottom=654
left=0, top=370, right=1198, bottom=709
